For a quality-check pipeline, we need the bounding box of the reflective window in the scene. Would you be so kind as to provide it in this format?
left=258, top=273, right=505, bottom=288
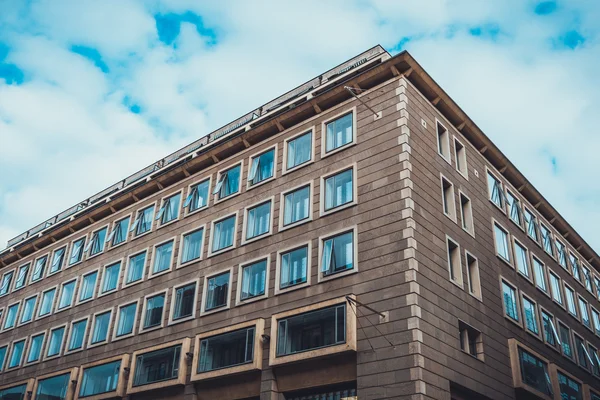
left=205, top=272, right=230, bottom=311
left=286, top=131, right=312, bottom=170
left=35, top=372, right=70, bottom=400
left=240, top=260, right=267, bottom=301
left=557, top=371, right=582, bottom=400
left=248, top=148, right=275, bottom=186
left=506, top=191, right=522, bottom=226
left=565, top=286, right=577, bottom=316
left=20, top=296, right=37, bottom=324
left=69, top=238, right=86, bottom=265
left=324, top=169, right=353, bottom=211
left=50, top=247, right=66, bottom=275
left=514, top=242, right=530, bottom=278
left=116, top=302, right=137, bottom=337
left=214, top=164, right=241, bottom=199
left=570, top=253, right=582, bottom=281
left=131, top=205, right=154, bottom=237
left=181, top=228, right=203, bottom=264
left=87, top=227, right=107, bottom=256
left=325, top=113, right=353, bottom=153
left=556, top=240, right=568, bottom=269
left=46, top=326, right=65, bottom=357
left=3, top=303, right=19, bottom=329
left=90, top=311, right=111, bottom=345
left=579, top=297, right=591, bottom=328
left=8, top=339, right=25, bottom=368
left=549, top=272, right=563, bottom=305
left=80, top=360, right=121, bottom=398
left=283, top=185, right=310, bottom=226
left=152, top=240, right=173, bottom=275
left=522, top=297, right=539, bottom=335
left=502, top=281, right=519, bottom=321
left=126, top=251, right=146, bottom=285
left=38, top=288, right=56, bottom=317
left=540, top=224, right=553, bottom=256
left=517, top=347, right=553, bottom=396
left=541, top=311, right=558, bottom=347
left=185, top=179, right=209, bottom=213
left=524, top=208, right=539, bottom=242
left=101, top=262, right=121, bottom=294
left=26, top=332, right=45, bottom=363
left=532, top=257, right=547, bottom=293
left=68, top=319, right=87, bottom=352
left=108, top=217, right=130, bottom=247
left=487, top=172, right=503, bottom=208
left=246, top=202, right=271, bottom=240
left=321, top=231, right=354, bottom=276
left=143, top=293, right=165, bottom=329
left=0, top=383, right=27, bottom=399
left=559, top=323, right=573, bottom=359
left=0, top=270, right=13, bottom=296
left=157, top=193, right=181, bottom=225
left=280, top=246, right=308, bottom=289
left=14, top=263, right=30, bottom=290
left=198, top=327, right=255, bottom=373
left=133, top=345, right=181, bottom=387
left=79, top=271, right=98, bottom=302
left=172, top=283, right=196, bottom=321
left=58, top=280, right=76, bottom=310
left=31, top=255, right=48, bottom=282
left=494, top=224, right=510, bottom=262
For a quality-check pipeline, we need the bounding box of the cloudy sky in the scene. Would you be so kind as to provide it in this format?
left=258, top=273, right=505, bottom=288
left=0, top=0, right=598, bottom=252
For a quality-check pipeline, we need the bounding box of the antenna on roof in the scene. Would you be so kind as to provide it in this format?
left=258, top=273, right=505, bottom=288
left=344, top=86, right=382, bottom=120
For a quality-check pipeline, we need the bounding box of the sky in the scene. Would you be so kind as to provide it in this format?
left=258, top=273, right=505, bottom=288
left=0, top=0, right=599, bottom=252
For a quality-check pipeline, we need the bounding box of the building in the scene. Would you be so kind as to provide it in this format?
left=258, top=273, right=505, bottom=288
left=0, top=44, right=598, bottom=400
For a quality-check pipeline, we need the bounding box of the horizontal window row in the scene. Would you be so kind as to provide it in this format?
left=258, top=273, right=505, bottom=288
left=0, top=296, right=356, bottom=399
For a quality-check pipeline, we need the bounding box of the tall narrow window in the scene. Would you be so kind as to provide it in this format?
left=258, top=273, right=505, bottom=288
left=286, top=131, right=312, bottom=170
left=131, top=205, right=155, bottom=237
left=214, top=164, right=241, bottom=200
left=487, top=172, right=504, bottom=208
left=47, top=326, right=65, bottom=358
left=125, top=251, right=146, bottom=285
left=50, top=247, right=66, bottom=275
left=204, top=272, right=230, bottom=312
left=324, top=168, right=354, bottom=212
left=172, top=282, right=196, bottom=321
left=68, top=319, right=87, bottom=352
left=559, top=323, right=573, bottom=359
left=502, top=280, right=519, bottom=322
left=115, top=302, right=137, bottom=338
left=522, top=296, right=539, bottom=335
left=79, top=360, right=121, bottom=398
left=494, top=223, right=511, bottom=262
left=86, top=226, right=108, bottom=257
left=0, top=383, right=26, bottom=399
left=325, top=112, right=353, bottom=154
left=240, top=259, right=267, bottom=301
left=133, top=344, right=181, bottom=387
left=180, top=228, right=204, bottom=265
left=185, top=179, right=210, bottom=213
left=20, top=295, right=37, bottom=324
left=541, top=311, right=559, bottom=347
left=108, top=217, right=130, bottom=247
left=79, top=270, right=98, bottom=303
left=3, top=303, right=19, bottom=330
left=556, top=240, right=568, bottom=270
left=57, top=279, right=76, bottom=310
left=248, top=148, right=275, bottom=186
left=69, top=237, right=86, bottom=266
left=436, top=121, right=450, bottom=161
left=32, top=255, right=48, bottom=282
left=459, top=321, right=482, bottom=360
left=90, top=310, right=112, bottom=345
left=459, top=193, right=473, bottom=234
left=321, top=230, right=355, bottom=277
left=565, top=285, right=578, bottom=317
left=8, top=339, right=25, bottom=369
left=26, top=332, right=45, bottom=363
left=446, top=238, right=462, bottom=286
left=506, top=191, right=522, bottom=226
left=152, top=240, right=174, bottom=275
left=101, top=261, right=121, bottom=294
left=0, top=345, right=7, bottom=371
left=569, top=252, right=582, bottom=281
left=578, top=297, right=591, bottom=329
left=245, top=201, right=271, bottom=240
left=524, top=208, right=539, bottom=242
left=14, top=263, right=30, bottom=290
left=595, top=276, right=600, bottom=299
left=589, top=345, right=600, bottom=377
left=532, top=256, right=547, bottom=293
left=454, top=138, right=468, bottom=176
left=582, top=265, right=593, bottom=292
left=38, top=287, right=56, bottom=318
left=540, top=224, right=553, bottom=257
left=143, top=293, right=165, bottom=330
left=280, top=245, right=309, bottom=290
left=514, top=241, right=530, bottom=279
left=0, top=270, right=14, bottom=296
left=211, top=215, right=236, bottom=253
left=592, top=308, right=600, bottom=335
left=198, top=327, right=255, bottom=373
left=157, top=192, right=182, bottom=226
left=440, top=176, right=456, bottom=220
left=282, top=185, right=310, bottom=227
left=466, top=253, right=481, bottom=299
left=549, top=271, right=563, bottom=305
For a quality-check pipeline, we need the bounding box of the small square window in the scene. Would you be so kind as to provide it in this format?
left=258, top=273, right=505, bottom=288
left=131, top=205, right=155, bottom=237
left=281, top=184, right=311, bottom=228
left=86, top=226, right=108, bottom=257
left=46, top=325, right=66, bottom=358
left=69, top=237, right=86, bottom=266
left=142, top=292, right=166, bottom=331
left=100, top=261, right=122, bottom=295
left=323, top=167, right=355, bottom=213
left=49, top=246, right=66, bottom=275
left=244, top=201, right=272, bottom=242
left=31, top=254, right=48, bottom=282
left=203, top=271, right=231, bottom=313
left=151, top=239, right=174, bottom=277
left=458, top=321, right=483, bottom=360
left=180, top=227, right=204, bottom=266
left=214, top=164, right=241, bottom=200
left=210, top=214, right=237, bottom=255
left=90, top=310, right=112, bottom=346
left=320, top=229, right=356, bottom=279
left=324, top=112, right=354, bottom=154
left=108, top=216, right=130, bottom=247
left=115, top=302, right=138, bottom=339
left=248, top=148, right=275, bottom=187
left=185, top=179, right=210, bottom=214
left=157, top=192, right=182, bottom=226
left=285, top=130, right=312, bottom=171
left=124, top=250, right=146, bottom=286
left=67, top=318, right=88, bottom=352
left=171, top=281, right=197, bottom=323
left=79, top=270, right=99, bottom=303
left=239, top=259, right=268, bottom=302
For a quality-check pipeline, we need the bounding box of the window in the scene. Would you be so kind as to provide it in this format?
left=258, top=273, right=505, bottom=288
left=578, top=296, right=591, bottom=328
left=26, top=332, right=45, bottom=363
left=131, top=205, right=155, bottom=237
left=436, top=120, right=450, bottom=161
left=171, top=282, right=197, bottom=322
left=506, top=190, right=522, bottom=226
left=276, top=304, right=346, bottom=357
left=323, top=167, right=355, bottom=213
left=67, top=319, right=88, bottom=352
left=557, top=372, right=582, bottom=400
left=185, top=179, right=210, bottom=213
left=0, top=383, right=27, bottom=399
left=524, top=208, right=539, bottom=242
left=132, top=344, right=183, bottom=388
left=101, top=261, right=121, bottom=294
left=458, top=321, right=482, bottom=360
left=532, top=256, right=547, bottom=293
left=0, top=345, right=6, bottom=371
left=522, top=296, right=539, bottom=335
left=514, top=241, right=530, bottom=279
left=595, top=276, right=600, bottom=299
left=459, top=193, right=474, bottom=234
left=125, top=251, right=146, bottom=286
left=502, top=280, right=519, bottom=322
left=115, top=302, right=138, bottom=338
left=180, top=228, right=204, bottom=265
left=454, top=138, right=468, bottom=177
left=320, top=230, right=355, bottom=278
left=8, top=339, right=25, bottom=368
left=324, top=112, right=354, bottom=154
left=517, top=347, right=553, bottom=396
left=248, top=147, right=275, bottom=186
left=466, top=252, right=481, bottom=299
left=151, top=239, right=174, bottom=276
left=157, top=192, right=182, bottom=226
left=79, top=360, right=122, bottom=398
left=245, top=201, right=272, bottom=241
left=38, top=287, right=56, bottom=318
left=49, top=246, right=66, bottom=275
left=35, top=372, right=71, bottom=400
left=90, top=310, right=112, bottom=346
left=565, top=285, right=578, bottom=317
left=556, top=240, right=568, bottom=269
left=285, top=131, right=312, bottom=171
left=446, top=238, right=462, bottom=286
left=197, top=327, right=255, bottom=373
left=0, top=270, right=14, bottom=296
left=3, top=303, right=19, bottom=330
left=573, top=334, right=589, bottom=369
left=142, top=292, right=166, bottom=330
left=582, top=265, right=593, bottom=292
left=549, top=271, right=563, bottom=305
left=214, top=164, right=241, bottom=200
left=210, top=214, right=236, bottom=254
left=87, top=226, right=108, bottom=257
left=79, top=270, right=98, bottom=303
left=14, top=263, right=30, bottom=290
left=46, top=326, right=65, bottom=358
left=559, top=322, right=573, bottom=359
left=20, top=295, right=37, bottom=325
left=440, top=176, right=456, bottom=220
left=279, top=244, right=310, bottom=291
left=69, top=237, right=86, bottom=265
left=589, top=345, right=600, bottom=377
left=31, top=254, right=48, bottom=282
left=541, top=311, right=559, bottom=347
left=108, top=216, right=130, bottom=247
left=239, top=259, right=267, bottom=301
left=282, top=184, right=311, bottom=228
left=540, top=224, right=553, bottom=256
left=204, top=271, right=230, bottom=312
left=570, top=252, right=582, bottom=281
left=487, top=171, right=504, bottom=208
left=493, top=223, right=511, bottom=262
left=592, top=308, right=600, bottom=335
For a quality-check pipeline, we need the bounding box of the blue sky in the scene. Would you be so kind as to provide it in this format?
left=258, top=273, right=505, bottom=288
left=0, top=0, right=599, bottom=252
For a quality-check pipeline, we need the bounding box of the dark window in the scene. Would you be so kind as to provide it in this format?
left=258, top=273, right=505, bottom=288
left=559, top=323, right=573, bottom=359
left=518, top=347, right=553, bottom=396
left=198, top=327, right=255, bottom=373
left=133, top=345, right=181, bottom=387
left=172, top=283, right=196, bottom=321
left=205, top=272, right=230, bottom=311
left=0, top=383, right=27, bottom=400
left=36, top=373, right=71, bottom=400
left=557, top=371, right=582, bottom=400
left=574, top=335, right=589, bottom=370
left=276, top=304, right=346, bottom=356
left=143, top=293, right=165, bottom=329
left=79, top=360, right=120, bottom=397
left=459, top=321, right=482, bottom=360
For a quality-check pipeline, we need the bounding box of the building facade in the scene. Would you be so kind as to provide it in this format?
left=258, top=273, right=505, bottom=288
left=0, top=46, right=598, bottom=400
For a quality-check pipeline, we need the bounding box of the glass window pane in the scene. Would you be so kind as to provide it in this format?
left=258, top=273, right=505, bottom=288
left=50, top=248, right=66, bottom=274
left=558, top=371, right=582, bottom=400
left=80, top=271, right=98, bottom=302
left=160, top=193, right=181, bottom=225
left=181, top=229, right=203, bottom=264
left=198, top=327, right=255, bottom=373
left=8, top=340, right=25, bottom=368
left=153, top=241, right=174, bottom=274
left=240, top=260, right=267, bottom=300
left=518, top=347, right=553, bottom=396
left=58, top=280, right=76, bottom=310
left=249, top=149, right=274, bottom=185
left=322, top=231, right=354, bottom=276
left=246, top=202, right=271, bottom=239
left=187, top=180, right=209, bottom=212
left=134, top=206, right=154, bottom=236
left=102, top=262, right=121, bottom=293
left=69, top=238, right=85, bottom=265
left=14, top=263, right=30, bottom=290
left=116, top=303, right=137, bottom=337
left=4, top=303, right=19, bottom=329
left=205, top=272, right=230, bottom=311
left=126, top=252, right=146, bottom=284
left=532, top=258, right=547, bottom=292
left=20, top=296, right=37, bottom=323
left=325, top=113, right=353, bottom=153
left=522, top=298, right=539, bottom=334
left=0, top=271, right=13, bottom=295
left=219, top=165, right=240, bottom=199
left=494, top=225, right=510, bottom=261
left=47, top=327, right=65, bottom=357
left=0, top=383, right=27, bottom=400
left=91, top=311, right=111, bottom=344
left=90, top=227, right=107, bottom=256
left=80, top=361, right=121, bottom=397
left=68, top=320, right=87, bottom=351
left=549, top=273, right=563, bottom=305
left=560, top=324, right=573, bottom=358
left=27, top=333, right=45, bottom=363
left=173, top=283, right=196, bottom=321
left=212, top=216, right=236, bottom=252
left=280, top=246, right=308, bottom=289
left=502, top=282, right=519, bottom=321
left=143, top=294, right=165, bottom=329
left=36, top=373, right=71, bottom=400
left=38, top=288, right=56, bottom=317
left=283, top=186, right=310, bottom=226
left=287, top=131, right=312, bottom=169
left=32, top=255, right=48, bottom=282
left=514, top=243, right=529, bottom=278
left=133, top=345, right=181, bottom=387
left=324, top=169, right=353, bottom=211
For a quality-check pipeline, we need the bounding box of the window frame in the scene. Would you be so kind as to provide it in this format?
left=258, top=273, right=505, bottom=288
left=18, top=293, right=38, bottom=327
left=139, top=289, right=168, bottom=333
left=435, top=118, right=451, bottom=163
left=520, top=292, right=542, bottom=340
left=24, top=329, right=47, bottom=366
left=320, top=107, right=357, bottom=158
left=582, top=263, right=593, bottom=294
left=156, top=189, right=183, bottom=229
left=492, top=219, right=512, bottom=265
left=591, top=305, right=600, bottom=337
left=76, top=268, right=100, bottom=305
left=578, top=295, right=592, bottom=332
left=279, top=181, right=314, bottom=232
left=486, top=167, right=505, bottom=212
left=523, top=206, right=540, bottom=245
left=513, top=237, right=532, bottom=283
left=75, top=354, right=130, bottom=400
left=246, top=144, right=278, bottom=190
left=184, top=176, right=212, bottom=218
left=500, top=277, right=522, bottom=327
left=191, top=319, right=264, bottom=382
left=48, top=245, right=67, bottom=277
left=274, top=241, right=312, bottom=296
left=112, top=299, right=140, bottom=342
left=557, top=319, right=575, bottom=361
left=168, top=279, right=199, bottom=326
left=121, top=248, right=148, bottom=289
left=555, top=238, right=569, bottom=271
left=30, top=253, right=49, bottom=284
left=213, top=161, right=244, bottom=204
left=0, top=268, right=15, bottom=298
left=36, top=285, right=58, bottom=321
left=56, top=277, right=78, bottom=313
left=207, top=211, right=239, bottom=257
left=283, top=128, right=315, bottom=175
left=126, top=338, right=191, bottom=395
left=7, top=336, right=27, bottom=370
left=507, top=339, right=553, bottom=400
left=86, top=224, right=110, bottom=260
left=269, top=295, right=357, bottom=366
left=44, top=323, right=67, bottom=361
left=458, top=190, right=474, bottom=237
left=465, top=251, right=481, bottom=301
left=88, top=308, right=114, bottom=349
left=65, top=316, right=90, bottom=355
left=200, top=268, right=233, bottom=316
left=177, top=225, right=206, bottom=268
left=148, top=237, right=176, bottom=279
left=107, top=214, right=132, bottom=250
left=446, top=236, right=463, bottom=288
left=319, top=163, right=358, bottom=217
left=540, top=307, right=561, bottom=352
left=547, top=268, right=565, bottom=309
left=0, top=342, right=7, bottom=372
left=130, top=202, right=157, bottom=240
left=539, top=223, right=555, bottom=259
left=241, top=197, right=274, bottom=245
left=563, top=282, right=580, bottom=321
left=32, top=367, right=79, bottom=400
left=13, top=261, right=31, bottom=292
left=505, top=188, right=524, bottom=230
left=453, top=136, right=468, bottom=179
left=317, top=225, right=358, bottom=283
left=2, top=300, right=21, bottom=332
left=236, top=255, right=271, bottom=306
left=440, top=173, right=457, bottom=223
left=67, top=234, right=88, bottom=268
left=530, top=253, right=550, bottom=297
left=0, top=379, right=34, bottom=399
left=549, top=364, right=584, bottom=399
left=572, top=330, right=591, bottom=371
left=98, top=259, right=123, bottom=297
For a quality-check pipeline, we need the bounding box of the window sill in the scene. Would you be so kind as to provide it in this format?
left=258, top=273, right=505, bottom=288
left=88, top=340, right=108, bottom=350
left=67, top=260, right=84, bottom=268
left=461, top=225, right=475, bottom=239
left=496, top=254, right=513, bottom=269
left=200, top=304, right=230, bottom=317
left=44, top=352, right=62, bottom=361
left=12, top=286, right=26, bottom=294
left=241, top=231, right=272, bottom=246
left=274, top=280, right=310, bottom=296
left=184, top=204, right=209, bottom=219
left=524, top=328, right=543, bottom=342
left=64, top=347, right=84, bottom=356
left=535, top=286, right=551, bottom=299
left=282, top=160, right=314, bottom=176
left=437, top=151, right=452, bottom=166
left=121, top=278, right=143, bottom=290
left=320, top=201, right=357, bottom=218
left=208, top=245, right=236, bottom=258
left=213, top=191, right=241, bottom=206
left=35, top=313, right=52, bottom=322
left=46, top=269, right=62, bottom=278
left=270, top=342, right=355, bottom=367
left=449, top=278, right=464, bottom=290
left=489, top=199, right=507, bottom=216
left=279, top=216, right=312, bottom=233
left=156, top=217, right=180, bottom=231
left=517, top=271, right=534, bottom=285
left=76, top=297, right=95, bottom=306
left=177, top=258, right=201, bottom=269
left=148, top=268, right=172, bottom=280
left=109, top=240, right=128, bottom=251
left=468, top=291, right=483, bottom=303
left=167, top=315, right=195, bottom=327
left=97, top=289, right=118, bottom=298
left=112, top=332, right=135, bottom=342
left=87, top=251, right=105, bottom=261
left=236, top=293, right=267, bottom=307
left=456, top=168, right=469, bottom=181
left=321, top=141, right=356, bottom=160
left=459, top=349, right=484, bottom=363
left=139, top=324, right=163, bottom=334
left=247, top=175, right=276, bottom=191
left=131, top=229, right=154, bottom=242
left=17, top=319, right=33, bottom=328
left=504, top=315, right=523, bottom=329
left=318, top=267, right=357, bottom=284
left=443, top=212, right=457, bottom=224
